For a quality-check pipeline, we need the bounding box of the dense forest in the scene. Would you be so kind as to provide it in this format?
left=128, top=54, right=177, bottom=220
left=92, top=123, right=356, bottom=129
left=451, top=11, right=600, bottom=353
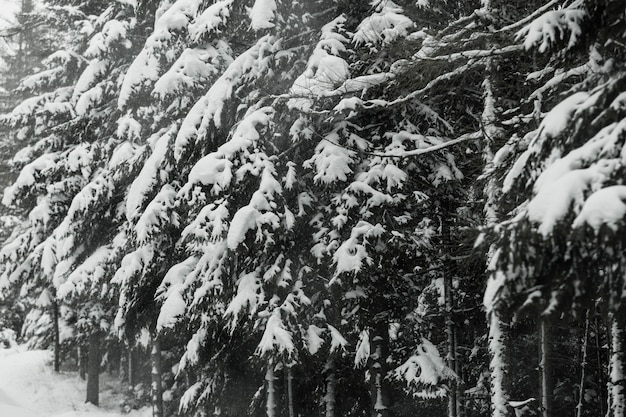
left=0, top=0, right=625, bottom=416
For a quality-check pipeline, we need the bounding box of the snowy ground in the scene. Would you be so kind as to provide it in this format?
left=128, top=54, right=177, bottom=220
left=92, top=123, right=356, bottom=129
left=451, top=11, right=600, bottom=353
left=0, top=346, right=151, bottom=417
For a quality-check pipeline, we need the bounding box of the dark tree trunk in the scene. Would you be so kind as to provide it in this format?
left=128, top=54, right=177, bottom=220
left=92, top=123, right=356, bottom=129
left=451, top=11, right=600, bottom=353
left=120, top=345, right=128, bottom=385
left=445, top=271, right=457, bottom=417
left=129, top=346, right=140, bottom=388
left=576, top=311, right=590, bottom=417
left=151, top=337, right=163, bottom=417
left=325, top=358, right=337, bottom=417
left=78, top=344, right=87, bottom=380
left=286, top=366, right=295, bottom=417
left=52, top=300, right=60, bottom=373
left=86, top=331, right=100, bottom=406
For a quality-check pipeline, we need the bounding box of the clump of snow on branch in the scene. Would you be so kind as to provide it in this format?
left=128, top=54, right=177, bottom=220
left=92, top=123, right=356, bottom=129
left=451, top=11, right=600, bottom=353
left=573, top=186, right=626, bottom=231
left=156, top=257, right=198, bottom=331
left=126, top=127, right=174, bottom=221
left=224, top=270, right=264, bottom=330
left=332, top=221, right=385, bottom=279
left=119, top=0, right=205, bottom=108
left=354, top=0, right=414, bottom=49
left=393, top=338, right=456, bottom=398
left=174, top=35, right=278, bottom=159
left=516, top=7, right=586, bottom=53
left=256, top=311, right=294, bottom=356
left=188, top=0, right=232, bottom=43
left=248, top=0, right=276, bottom=30
left=289, top=16, right=350, bottom=111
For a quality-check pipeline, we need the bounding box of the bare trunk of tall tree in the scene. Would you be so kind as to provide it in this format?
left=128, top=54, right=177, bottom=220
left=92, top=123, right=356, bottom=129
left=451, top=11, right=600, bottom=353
left=370, top=321, right=392, bottom=417
left=455, top=325, right=463, bottom=417
left=286, top=365, right=294, bottom=417
left=539, top=319, right=553, bottom=417
left=608, top=311, right=625, bottom=417
left=325, top=358, right=337, bottom=417
left=488, top=312, right=511, bottom=417
left=129, top=346, right=139, bottom=388
left=120, top=346, right=128, bottom=385
left=78, top=344, right=87, bottom=380
left=265, top=364, right=277, bottom=417
left=445, top=271, right=458, bottom=417
left=595, top=311, right=606, bottom=417
left=576, top=311, right=590, bottom=417
left=52, top=300, right=60, bottom=373
left=151, top=337, right=163, bottom=417
left=86, top=331, right=100, bottom=406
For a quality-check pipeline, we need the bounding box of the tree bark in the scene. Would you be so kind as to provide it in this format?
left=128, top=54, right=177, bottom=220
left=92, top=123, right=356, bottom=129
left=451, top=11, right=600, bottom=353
left=539, top=319, right=553, bottom=417
left=78, top=344, right=87, bottom=380
left=445, top=271, right=457, bottom=417
left=151, top=337, right=163, bottom=417
left=325, top=358, right=337, bottom=417
left=86, top=331, right=100, bottom=406
left=370, top=321, right=392, bottom=417
left=595, top=311, right=606, bottom=417
left=286, top=365, right=295, bottom=417
left=52, top=299, right=60, bottom=373
left=488, top=312, right=511, bottom=417
left=129, top=346, right=139, bottom=388
left=120, top=345, right=128, bottom=384
left=608, top=311, right=625, bottom=417
left=576, top=311, right=590, bottom=417
left=265, top=363, right=277, bottom=417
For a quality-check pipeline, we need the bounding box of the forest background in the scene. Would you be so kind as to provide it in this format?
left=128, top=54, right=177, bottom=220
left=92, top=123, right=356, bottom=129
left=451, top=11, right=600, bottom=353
left=0, top=1, right=625, bottom=417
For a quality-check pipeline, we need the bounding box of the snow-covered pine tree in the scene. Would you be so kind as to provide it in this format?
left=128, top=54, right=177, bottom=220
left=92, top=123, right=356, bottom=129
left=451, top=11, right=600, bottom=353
left=0, top=0, right=146, bottom=388
left=484, top=1, right=626, bottom=416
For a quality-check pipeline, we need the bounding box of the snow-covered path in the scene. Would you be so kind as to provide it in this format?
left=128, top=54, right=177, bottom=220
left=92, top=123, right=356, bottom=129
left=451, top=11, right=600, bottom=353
left=0, top=347, right=150, bottom=417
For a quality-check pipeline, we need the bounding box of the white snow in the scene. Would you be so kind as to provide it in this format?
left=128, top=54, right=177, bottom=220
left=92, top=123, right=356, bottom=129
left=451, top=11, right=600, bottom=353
left=353, top=0, right=414, bottom=48
left=174, top=35, right=278, bottom=159
left=126, top=127, right=175, bottom=221
left=0, top=346, right=150, bottom=417
left=539, top=91, right=589, bottom=138
left=573, top=186, right=626, bottom=231
left=224, top=270, right=264, bottom=329
left=248, top=0, right=276, bottom=30
left=516, top=8, right=586, bottom=53
left=393, top=338, right=453, bottom=397
left=188, top=0, right=233, bottom=43
left=528, top=160, right=618, bottom=236
left=289, top=16, right=350, bottom=111
left=256, top=311, right=294, bottom=355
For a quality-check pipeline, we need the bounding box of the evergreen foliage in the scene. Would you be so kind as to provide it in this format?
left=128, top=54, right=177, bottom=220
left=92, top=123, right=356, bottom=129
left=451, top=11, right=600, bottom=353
left=0, top=1, right=624, bottom=417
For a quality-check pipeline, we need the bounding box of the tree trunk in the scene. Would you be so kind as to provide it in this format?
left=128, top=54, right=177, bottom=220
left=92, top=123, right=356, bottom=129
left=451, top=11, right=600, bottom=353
left=78, top=344, right=87, bottom=380
left=120, top=346, right=128, bottom=385
left=445, top=271, right=457, bottom=417
left=52, top=300, right=60, bottom=373
left=576, top=311, right=590, bottom=417
left=325, top=358, right=337, bottom=417
left=454, top=325, right=463, bottom=417
left=539, top=319, right=553, bottom=417
left=370, top=321, right=392, bottom=417
left=129, top=346, right=139, bottom=388
left=595, top=311, right=606, bottom=417
left=608, top=311, right=625, bottom=417
left=488, top=312, right=511, bottom=417
left=86, top=331, right=100, bottom=406
left=151, top=337, right=163, bottom=417
left=265, top=363, right=277, bottom=417
left=286, top=366, right=295, bottom=417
